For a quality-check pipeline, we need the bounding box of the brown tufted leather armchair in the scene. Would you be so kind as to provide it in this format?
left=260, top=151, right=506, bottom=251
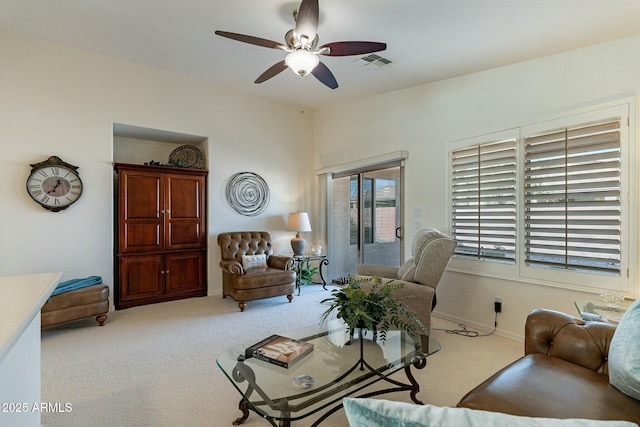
left=458, top=309, right=640, bottom=423
left=217, top=231, right=296, bottom=312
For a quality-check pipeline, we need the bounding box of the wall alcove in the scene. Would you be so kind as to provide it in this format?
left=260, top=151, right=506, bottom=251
left=112, top=123, right=209, bottom=309
left=113, top=123, right=207, bottom=165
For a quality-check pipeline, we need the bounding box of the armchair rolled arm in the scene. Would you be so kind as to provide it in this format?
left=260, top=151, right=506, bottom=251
left=525, top=309, right=616, bottom=374
left=268, top=255, right=294, bottom=270
left=219, top=260, right=244, bottom=275
left=357, top=264, right=399, bottom=279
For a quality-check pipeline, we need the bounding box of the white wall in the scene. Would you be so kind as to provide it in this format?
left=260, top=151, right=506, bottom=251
left=314, top=35, right=640, bottom=339
left=0, top=30, right=314, bottom=298
left=4, top=28, right=638, bottom=337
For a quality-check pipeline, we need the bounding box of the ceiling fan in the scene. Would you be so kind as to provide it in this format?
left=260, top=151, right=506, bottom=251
left=215, top=0, right=387, bottom=89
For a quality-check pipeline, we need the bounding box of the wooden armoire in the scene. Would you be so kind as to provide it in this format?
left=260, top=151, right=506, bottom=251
left=114, top=163, right=207, bottom=309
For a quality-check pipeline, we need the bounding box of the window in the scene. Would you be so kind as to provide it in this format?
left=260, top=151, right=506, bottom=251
left=350, top=177, right=398, bottom=245
left=451, top=137, right=517, bottom=262
left=448, top=101, right=633, bottom=293
left=374, top=179, right=397, bottom=243
left=524, top=119, right=621, bottom=275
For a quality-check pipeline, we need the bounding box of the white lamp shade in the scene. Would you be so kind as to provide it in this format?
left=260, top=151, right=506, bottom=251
left=286, top=212, right=312, bottom=232
left=285, top=50, right=319, bottom=76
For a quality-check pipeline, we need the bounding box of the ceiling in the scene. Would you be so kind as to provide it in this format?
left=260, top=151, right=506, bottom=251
left=3, top=0, right=640, bottom=109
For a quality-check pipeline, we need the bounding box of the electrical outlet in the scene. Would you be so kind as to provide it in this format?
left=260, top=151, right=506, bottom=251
left=494, top=297, right=503, bottom=313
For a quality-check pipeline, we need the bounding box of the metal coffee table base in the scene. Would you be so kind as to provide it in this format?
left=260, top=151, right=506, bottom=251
left=231, top=354, right=428, bottom=427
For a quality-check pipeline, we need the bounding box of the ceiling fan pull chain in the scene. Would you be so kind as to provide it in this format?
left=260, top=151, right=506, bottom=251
left=298, top=75, right=305, bottom=114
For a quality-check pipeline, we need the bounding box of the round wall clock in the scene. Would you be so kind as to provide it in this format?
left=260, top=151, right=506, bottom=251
left=26, top=155, right=83, bottom=212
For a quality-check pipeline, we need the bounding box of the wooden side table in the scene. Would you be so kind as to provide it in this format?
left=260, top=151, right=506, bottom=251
left=292, top=255, right=329, bottom=295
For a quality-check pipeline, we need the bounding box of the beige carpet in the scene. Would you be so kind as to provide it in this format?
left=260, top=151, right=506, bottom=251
left=41, top=285, right=522, bottom=427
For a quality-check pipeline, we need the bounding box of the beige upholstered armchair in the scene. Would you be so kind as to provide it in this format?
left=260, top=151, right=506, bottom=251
left=356, top=228, right=457, bottom=330
left=217, top=231, right=296, bottom=312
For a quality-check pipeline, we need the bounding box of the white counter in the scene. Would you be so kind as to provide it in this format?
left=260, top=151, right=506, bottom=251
left=0, top=272, right=62, bottom=427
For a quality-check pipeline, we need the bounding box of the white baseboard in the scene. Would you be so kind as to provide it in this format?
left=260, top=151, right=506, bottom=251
left=432, top=311, right=524, bottom=343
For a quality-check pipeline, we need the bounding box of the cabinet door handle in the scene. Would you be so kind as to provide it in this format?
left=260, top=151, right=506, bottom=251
left=165, top=270, right=170, bottom=274
left=161, top=270, right=166, bottom=275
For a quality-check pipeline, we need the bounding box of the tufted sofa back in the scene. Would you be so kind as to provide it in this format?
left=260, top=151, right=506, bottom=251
left=525, top=308, right=617, bottom=375
left=217, top=231, right=274, bottom=263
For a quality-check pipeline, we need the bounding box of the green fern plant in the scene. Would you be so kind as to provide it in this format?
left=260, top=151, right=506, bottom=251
left=299, top=265, right=319, bottom=284
left=319, top=276, right=428, bottom=342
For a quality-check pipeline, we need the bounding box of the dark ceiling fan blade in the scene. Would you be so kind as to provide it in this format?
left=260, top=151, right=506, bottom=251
left=255, top=61, right=288, bottom=84
left=319, top=41, right=387, bottom=57
left=215, top=30, right=287, bottom=50
left=311, top=61, right=338, bottom=89
left=294, top=0, right=319, bottom=43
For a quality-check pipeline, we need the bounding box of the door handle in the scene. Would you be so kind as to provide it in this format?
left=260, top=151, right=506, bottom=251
left=395, top=227, right=402, bottom=239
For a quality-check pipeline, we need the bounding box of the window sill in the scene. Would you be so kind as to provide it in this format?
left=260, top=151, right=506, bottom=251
left=447, top=260, right=634, bottom=297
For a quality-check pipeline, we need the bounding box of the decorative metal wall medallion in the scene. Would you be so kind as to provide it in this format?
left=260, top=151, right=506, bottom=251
left=168, top=145, right=204, bottom=169
left=225, top=172, right=270, bottom=216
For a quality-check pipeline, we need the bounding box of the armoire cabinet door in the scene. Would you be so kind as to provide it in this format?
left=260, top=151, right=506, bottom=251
left=165, top=251, right=206, bottom=296
left=118, top=170, right=164, bottom=253
left=165, top=174, right=206, bottom=251
left=118, top=254, right=164, bottom=307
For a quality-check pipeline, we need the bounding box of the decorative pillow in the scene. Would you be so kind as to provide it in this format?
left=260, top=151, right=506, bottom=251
left=342, top=398, right=636, bottom=427
left=396, top=258, right=416, bottom=282
left=241, top=254, right=267, bottom=270
left=609, top=297, right=640, bottom=400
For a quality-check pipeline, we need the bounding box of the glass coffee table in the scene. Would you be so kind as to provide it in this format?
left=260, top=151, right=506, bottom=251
left=216, top=322, right=440, bottom=426
left=575, top=299, right=632, bottom=324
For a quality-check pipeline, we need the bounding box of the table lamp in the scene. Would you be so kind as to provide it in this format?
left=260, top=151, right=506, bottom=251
left=286, top=212, right=312, bottom=256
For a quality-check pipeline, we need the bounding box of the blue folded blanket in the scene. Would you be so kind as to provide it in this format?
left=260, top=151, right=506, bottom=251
left=51, top=276, right=103, bottom=296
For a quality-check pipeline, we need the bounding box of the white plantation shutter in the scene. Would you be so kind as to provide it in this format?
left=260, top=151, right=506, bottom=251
left=524, top=119, right=621, bottom=275
left=451, top=139, right=517, bottom=262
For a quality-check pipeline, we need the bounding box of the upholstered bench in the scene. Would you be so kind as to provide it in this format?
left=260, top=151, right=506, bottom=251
left=41, top=284, right=109, bottom=328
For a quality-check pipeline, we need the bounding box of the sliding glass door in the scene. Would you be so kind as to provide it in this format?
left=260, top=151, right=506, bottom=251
left=329, top=165, right=402, bottom=280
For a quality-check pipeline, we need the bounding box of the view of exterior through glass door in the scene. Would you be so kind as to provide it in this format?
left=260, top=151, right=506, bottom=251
left=329, top=165, right=402, bottom=281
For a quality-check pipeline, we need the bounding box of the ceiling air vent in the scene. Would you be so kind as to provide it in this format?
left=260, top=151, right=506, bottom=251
left=356, top=54, right=393, bottom=68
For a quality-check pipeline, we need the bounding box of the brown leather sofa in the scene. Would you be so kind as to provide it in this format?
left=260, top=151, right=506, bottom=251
left=457, top=309, right=640, bottom=424
left=217, top=231, right=296, bottom=311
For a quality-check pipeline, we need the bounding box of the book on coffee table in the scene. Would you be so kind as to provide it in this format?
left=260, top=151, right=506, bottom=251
left=245, top=335, right=314, bottom=368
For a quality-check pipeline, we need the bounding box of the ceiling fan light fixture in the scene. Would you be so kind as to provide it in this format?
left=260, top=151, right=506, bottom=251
left=215, top=0, right=387, bottom=89
left=285, top=50, right=319, bottom=76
